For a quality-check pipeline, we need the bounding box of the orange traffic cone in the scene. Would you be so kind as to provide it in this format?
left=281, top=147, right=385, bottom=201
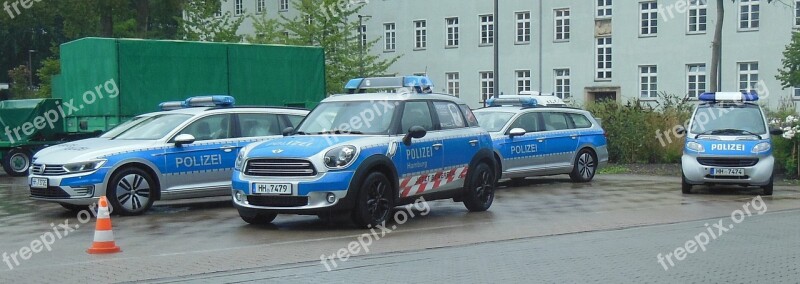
left=87, top=196, right=121, bottom=254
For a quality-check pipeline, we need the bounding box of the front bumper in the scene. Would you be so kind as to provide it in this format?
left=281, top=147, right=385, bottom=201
left=28, top=169, right=109, bottom=205
left=231, top=169, right=356, bottom=214
left=682, top=155, right=774, bottom=186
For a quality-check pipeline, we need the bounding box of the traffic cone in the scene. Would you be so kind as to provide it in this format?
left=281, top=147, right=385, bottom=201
left=87, top=196, right=121, bottom=254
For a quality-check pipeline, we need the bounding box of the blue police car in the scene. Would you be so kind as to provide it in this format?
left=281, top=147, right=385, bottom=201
left=232, top=76, right=497, bottom=228
left=679, top=92, right=784, bottom=195
left=29, top=96, right=308, bottom=215
left=473, top=94, right=608, bottom=183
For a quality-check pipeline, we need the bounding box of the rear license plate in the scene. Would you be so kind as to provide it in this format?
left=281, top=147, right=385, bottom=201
left=253, top=183, right=292, bottom=195
left=711, top=168, right=745, bottom=177
left=31, top=177, right=48, bottom=188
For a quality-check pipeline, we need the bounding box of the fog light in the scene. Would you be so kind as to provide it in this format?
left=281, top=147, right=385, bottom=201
left=326, top=193, right=336, bottom=204
left=235, top=191, right=247, bottom=203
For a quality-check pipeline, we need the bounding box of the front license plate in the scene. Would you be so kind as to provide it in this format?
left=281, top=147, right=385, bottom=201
left=31, top=177, right=48, bottom=188
left=253, top=183, right=292, bottom=195
left=711, top=168, right=745, bottom=177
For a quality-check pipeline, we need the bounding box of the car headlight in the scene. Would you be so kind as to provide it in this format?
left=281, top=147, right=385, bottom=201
left=752, top=142, right=771, bottom=154
left=63, top=160, right=106, bottom=173
left=686, top=142, right=705, bottom=153
left=324, top=145, right=358, bottom=169
left=235, top=151, right=246, bottom=172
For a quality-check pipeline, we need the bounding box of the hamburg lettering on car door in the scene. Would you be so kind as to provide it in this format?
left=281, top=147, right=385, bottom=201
left=394, top=101, right=444, bottom=198
left=432, top=101, right=473, bottom=191
left=541, top=112, right=579, bottom=168
left=503, top=111, right=547, bottom=174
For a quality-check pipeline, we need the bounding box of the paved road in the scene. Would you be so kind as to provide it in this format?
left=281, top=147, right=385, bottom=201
left=0, top=173, right=798, bottom=283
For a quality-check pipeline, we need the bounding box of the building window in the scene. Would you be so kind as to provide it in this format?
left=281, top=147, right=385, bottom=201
left=359, top=25, right=367, bottom=48
left=688, top=0, right=708, bottom=33
left=214, top=4, right=222, bottom=17
left=794, top=87, right=800, bottom=98
left=639, top=66, right=658, bottom=99
left=446, top=72, right=460, bottom=97
left=596, top=37, right=612, bottom=80
left=384, top=23, right=396, bottom=51
left=687, top=64, right=707, bottom=99
left=414, top=20, right=427, bottom=49
left=480, top=72, right=495, bottom=102
left=516, top=12, right=531, bottom=44
left=739, top=0, right=760, bottom=31
left=234, top=0, right=243, bottom=16
left=516, top=70, right=531, bottom=94
left=279, top=0, right=289, bottom=11
left=446, top=17, right=459, bottom=47
left=597, top=0, right=612, bottom=18
left=738, top=62, right=759, bottom=92
left=554, top=9, right=570, bottom=41
left=480, top=15, right=494, bottom=45
left=256, top=0, right=265, bottom=13
left=640, top=2, right=658, bottom=36
left=795, top=0, right=800, bottom=27
left=554, top=69, right=571, bottom=100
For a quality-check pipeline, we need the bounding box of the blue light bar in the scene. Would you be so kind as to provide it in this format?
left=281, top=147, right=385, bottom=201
left=184, top=95, right=236, bottom=107
left=487, top=95, right=539, bottom=108
left=698, top=91, right=759, bottom=102
left=345, top=76, right=434, bottom=94
left=159, top=101, right=186, bottom=111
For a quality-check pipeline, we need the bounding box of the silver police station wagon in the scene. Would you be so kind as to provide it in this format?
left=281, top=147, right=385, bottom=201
left=232, top=77, right=497, bottom=228
left=29, top=96, right=308, bottom=215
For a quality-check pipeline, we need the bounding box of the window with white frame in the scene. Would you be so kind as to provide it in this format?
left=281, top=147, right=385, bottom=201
left=446, top=17, right=459, bottom=47
left=738, top=62, right=759, bottom=92
left=795, top=87, right=800, bottom=98
left=597, top=0, right=612, bottom=18
left=256, top=0, right=265, bottom=13
left=279, top=0, right=289, bottom=11
left=516, top=70, right=531, bottom=93
left=446, top=72, right=460, bottom=97
left=384, top=23, right=396, bottom=51
left=795, top=0, right=800, bottom=27
left=554, top=69, right=571, bottom=100
left=688, top=0, right=708, bottom=33
left=214, top=4, right=222, bottom=17
left=359, top=25, right=367, bottom=48
left=414, top=20, right=427, bottom=49
left=555, top=9, right=570, bottom=41
left=516, top=12, right=531, bottom=44
left=480, top=15, right=494, bottom=45
left=640, top=2, right=658, bottom=36
left=596, top=37, right=612, bottom=80
left=687, top=64, right=707, bottom=99
left=480, top=72, right=494, bottom=102
left=639, top=66, right=658, bottom=99
left=739, top=0, right=760, bottom=30
left=234, top=0, right=243, bottom=16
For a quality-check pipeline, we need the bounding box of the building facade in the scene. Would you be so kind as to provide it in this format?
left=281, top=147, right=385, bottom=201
left=224, top=0, right=800, bottom=109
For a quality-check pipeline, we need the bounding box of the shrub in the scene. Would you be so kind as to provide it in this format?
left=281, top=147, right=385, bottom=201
left=767, top=99, right=800, bottom=178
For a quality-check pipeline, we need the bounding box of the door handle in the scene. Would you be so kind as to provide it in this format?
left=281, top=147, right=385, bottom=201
left=432, top=143, right=443, bottom=150
left=537, top=138, right=545, bottom=143
left=570, top=134, right=578, bottom=140
left=468, top=140, right=478, bottom=146
left=220, top=145, right=237, bottom=152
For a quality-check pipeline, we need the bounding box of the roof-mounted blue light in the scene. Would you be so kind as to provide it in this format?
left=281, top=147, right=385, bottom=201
left=184, top=95, right=236, bottom=107
left=698, top=91, right=759, bottom=103
left=159, top=101, right=186, bottom=111
left=345, top=76, right=434, bottom=94
left=487, top=94, right=566, bottom=108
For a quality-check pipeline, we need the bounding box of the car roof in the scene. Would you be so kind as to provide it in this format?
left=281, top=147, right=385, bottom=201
left=323, top=92, right=466, bottom=104
left=148, top=107, right=309, bottom=116
left=474, top=106, right=590, bottom=115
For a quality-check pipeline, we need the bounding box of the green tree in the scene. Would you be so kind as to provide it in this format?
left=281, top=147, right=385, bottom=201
left=777, top=31, right=800, bottom=89
left=7, top=65, right=36, bottom=99
left=178, top=0, right=245, bottom=42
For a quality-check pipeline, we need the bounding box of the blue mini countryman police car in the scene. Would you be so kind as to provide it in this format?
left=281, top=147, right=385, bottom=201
left=473, top=94, right=608, bottom=183
left=29, top=96, right=308, bottom=215
left=679, top=92, right=784, bottom=195
left=232, top=76, right=497, bottom=227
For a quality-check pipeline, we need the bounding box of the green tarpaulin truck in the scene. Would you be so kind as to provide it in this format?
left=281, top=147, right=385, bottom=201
left=0, top=37, right=326, bottom=176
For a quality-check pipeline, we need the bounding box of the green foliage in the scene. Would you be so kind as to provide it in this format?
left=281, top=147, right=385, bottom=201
left=598, top=165, right=629, bottom=175
left=777, top=31, right=800, bottom=89
left=35, top=56, right=60, bottom=98
left=7, top=65, right=36, bottom=99
left=766, top=98, right=800, bottom=178
left=178, top=0, right=245, bottom=42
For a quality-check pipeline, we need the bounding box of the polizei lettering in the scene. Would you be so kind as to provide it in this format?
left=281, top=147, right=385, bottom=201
left=511, top=144, right=538, bottom=154
left=407, top=147, right=433, bottom=160
left=176, top=154, right=223, bottom=168
left=710, top=144, right=745, bottom=151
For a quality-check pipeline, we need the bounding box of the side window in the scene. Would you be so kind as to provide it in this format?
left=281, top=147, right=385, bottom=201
left=433, top=101, right=466, bottom=130
left=179, top=114, right=232, bottom=141
left=459, top=105, right=479, bottom=127
left=238, top=113, right=282, bottom=137
left=286, top=115, right=304, bottom=128
left=508, top=112, right=541, bottom=133
left=542, top=112, right=572, bottom=131
left=569, top=113, right=592, bottom=129
left=401, top=101, right=434, bottom=133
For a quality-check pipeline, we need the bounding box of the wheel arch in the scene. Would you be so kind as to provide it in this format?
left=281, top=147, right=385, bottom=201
left=106, top=161, right=163, bottom=201
left=347, top=154, right=399, bottom=206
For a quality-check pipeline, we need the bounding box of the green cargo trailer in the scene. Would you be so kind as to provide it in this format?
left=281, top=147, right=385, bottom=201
left=0, top=37, right=326, bottom=176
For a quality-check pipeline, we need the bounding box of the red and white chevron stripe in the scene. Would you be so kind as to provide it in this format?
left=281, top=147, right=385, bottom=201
left=399, top=166, right=469, bottom=198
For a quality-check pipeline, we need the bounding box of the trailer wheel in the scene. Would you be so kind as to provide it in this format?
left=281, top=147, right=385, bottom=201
left=2, top=148, right=32, bottom=177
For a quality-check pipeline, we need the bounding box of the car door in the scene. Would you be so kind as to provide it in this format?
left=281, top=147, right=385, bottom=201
left=500, top=111, right=548, bottom=176
left=394, top=101, right=444, bottom=198
left=431, top=101, right=476, bottom=191
left=162, top=114, right=238, bottom=195
left=541, top=112, right=579, bottom=168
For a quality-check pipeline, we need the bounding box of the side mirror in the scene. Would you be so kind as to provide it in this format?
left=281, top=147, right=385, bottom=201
left=282, top=127, right=295, bottom=136
left=770, top=128, right=784, bottom=136
left=174, top=134, right=195, bottom=146
left=403, top=126, right=427, bottom=146
left=508, top=128, right=526, bottom=137
left=675, top=126, right=686, bottom=135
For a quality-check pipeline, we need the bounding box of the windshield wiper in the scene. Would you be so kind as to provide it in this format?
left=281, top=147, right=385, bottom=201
left=318, top=130, right=365, bottom=135
left=728, top=129, right=762, bottom=139
left=695, top=130, right=717, bottom=138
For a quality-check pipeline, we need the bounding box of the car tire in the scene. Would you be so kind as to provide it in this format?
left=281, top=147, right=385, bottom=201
left=569, top=149, right=597, bottom=183
left=2, top=148, right=32, bottom=177
left=462, top=162, right=495, bottom=212
left=60, top=203, right=89, bottom=212
left=106, top=167, right=156, bottom=216
left=240, top=212, right=278, bottom=225
left=351, top=172, right=393, bottom=228
left=762, top=176, right=773, bottom=196
left=681, top=172, right=693, bottom=194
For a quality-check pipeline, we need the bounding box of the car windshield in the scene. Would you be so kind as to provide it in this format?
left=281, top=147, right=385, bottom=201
left=113, top=114, right=193, bottom=140
left=690, top=104, right=767, bottom=135
left=474, top=111, right=515, bottom=132
left=100, top=115, right=150, bottom=138
left=296, top=101, right=397, bottom=135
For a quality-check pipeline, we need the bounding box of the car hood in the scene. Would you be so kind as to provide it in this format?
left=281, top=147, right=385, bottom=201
left=245, top=135, right=376, bottom=158
left=33, top=138, right=160, bottom=164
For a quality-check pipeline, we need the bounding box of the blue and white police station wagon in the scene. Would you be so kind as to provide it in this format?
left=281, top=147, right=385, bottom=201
left=473, top=93, right=608, bottom=183
left=232, top=76, right=497, bottom=228
left=29, top=96, right=308, bottom=215
left=679, top=92, right=784, bottom=195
